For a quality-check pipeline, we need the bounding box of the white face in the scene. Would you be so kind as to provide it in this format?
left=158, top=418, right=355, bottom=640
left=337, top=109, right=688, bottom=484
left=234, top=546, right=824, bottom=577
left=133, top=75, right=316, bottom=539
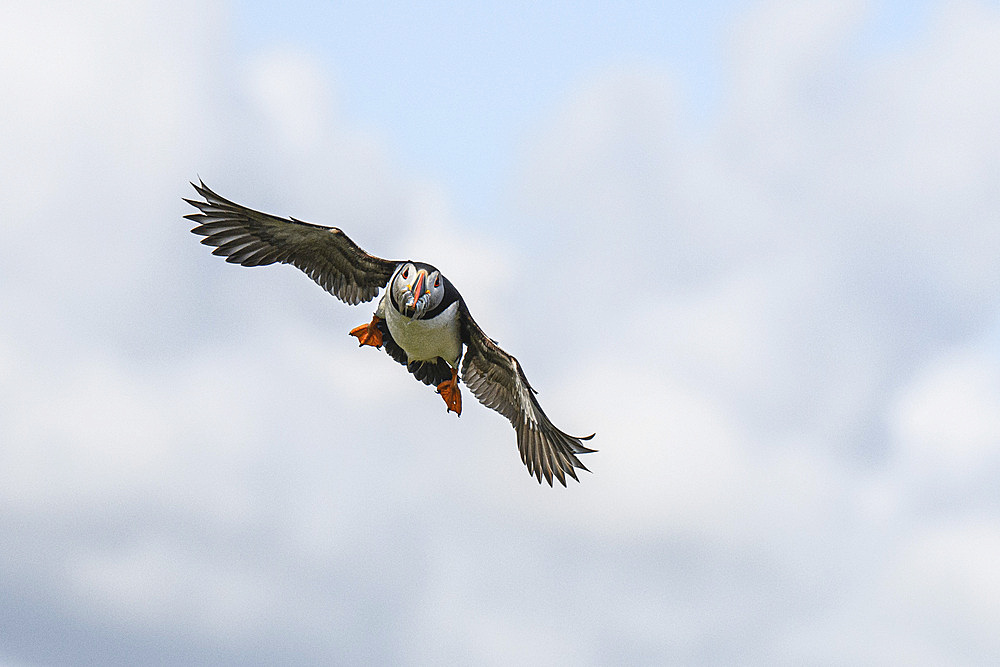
left=391, top=262, right=445, bottom=319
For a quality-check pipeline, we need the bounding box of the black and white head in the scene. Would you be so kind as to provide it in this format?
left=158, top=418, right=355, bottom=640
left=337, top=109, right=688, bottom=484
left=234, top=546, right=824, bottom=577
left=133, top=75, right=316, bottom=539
left=390, top=262, right=447, bottom=319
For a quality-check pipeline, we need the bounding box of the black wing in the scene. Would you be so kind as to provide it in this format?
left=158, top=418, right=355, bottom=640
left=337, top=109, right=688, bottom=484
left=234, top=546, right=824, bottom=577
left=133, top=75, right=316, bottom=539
left=459, top=301, right=596, bottom=486
left=184, top=180, right=398, bottom=305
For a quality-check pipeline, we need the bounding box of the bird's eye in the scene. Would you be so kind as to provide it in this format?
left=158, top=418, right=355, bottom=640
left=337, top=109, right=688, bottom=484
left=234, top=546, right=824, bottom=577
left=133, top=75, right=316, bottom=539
left=434, top=277, right=440, bottom=288
left=402, top=268, right=409, bottom=279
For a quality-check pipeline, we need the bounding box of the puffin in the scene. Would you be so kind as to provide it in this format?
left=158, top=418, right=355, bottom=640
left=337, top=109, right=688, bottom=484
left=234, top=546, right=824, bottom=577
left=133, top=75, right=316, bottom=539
left=184, top=181, right=596, bottom=486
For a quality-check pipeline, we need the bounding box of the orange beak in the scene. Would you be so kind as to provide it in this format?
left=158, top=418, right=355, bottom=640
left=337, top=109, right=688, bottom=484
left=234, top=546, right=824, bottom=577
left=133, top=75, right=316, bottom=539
left=411, top=270, right=426, bottom=306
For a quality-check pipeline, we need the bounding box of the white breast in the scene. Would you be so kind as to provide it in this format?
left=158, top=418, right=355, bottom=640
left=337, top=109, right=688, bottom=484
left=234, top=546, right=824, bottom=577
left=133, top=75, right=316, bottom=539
left=384, top=298, right=462, bottom=367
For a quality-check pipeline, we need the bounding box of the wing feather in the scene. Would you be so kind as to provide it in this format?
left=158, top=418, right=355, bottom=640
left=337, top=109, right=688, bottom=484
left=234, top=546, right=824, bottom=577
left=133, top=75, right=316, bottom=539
left=459, top=301, right=595, bottom=486
left=184, top=180, right=398, bottom=305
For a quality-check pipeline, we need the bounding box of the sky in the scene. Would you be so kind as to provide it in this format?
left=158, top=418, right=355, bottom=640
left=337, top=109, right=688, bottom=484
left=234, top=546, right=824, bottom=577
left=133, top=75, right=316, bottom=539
left=1, top=0, right=1000, bottom=664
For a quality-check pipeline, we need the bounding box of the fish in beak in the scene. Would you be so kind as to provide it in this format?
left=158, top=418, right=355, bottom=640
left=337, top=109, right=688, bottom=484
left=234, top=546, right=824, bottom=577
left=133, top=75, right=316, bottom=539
left=405, top=269, right=430, bottom=318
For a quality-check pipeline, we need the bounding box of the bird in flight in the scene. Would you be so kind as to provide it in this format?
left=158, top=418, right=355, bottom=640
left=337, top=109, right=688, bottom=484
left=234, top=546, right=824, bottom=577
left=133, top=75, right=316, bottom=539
left=184, top=181, right=595, bottom=486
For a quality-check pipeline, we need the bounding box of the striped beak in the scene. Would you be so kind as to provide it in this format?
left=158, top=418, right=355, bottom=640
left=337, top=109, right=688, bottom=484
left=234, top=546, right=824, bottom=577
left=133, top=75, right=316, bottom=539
left=411, top=270, right=427, bottom=306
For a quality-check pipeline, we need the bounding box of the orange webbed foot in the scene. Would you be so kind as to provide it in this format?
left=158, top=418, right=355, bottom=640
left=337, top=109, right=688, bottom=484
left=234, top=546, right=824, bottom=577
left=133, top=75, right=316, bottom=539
left=349, top=315, right=383, bottom=348
left=437, top=368, right=462, bottom=416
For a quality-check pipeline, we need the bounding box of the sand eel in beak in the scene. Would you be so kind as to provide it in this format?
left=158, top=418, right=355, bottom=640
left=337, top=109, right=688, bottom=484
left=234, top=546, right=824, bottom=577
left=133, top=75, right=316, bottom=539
left=185, top=181, right=595, bottom=486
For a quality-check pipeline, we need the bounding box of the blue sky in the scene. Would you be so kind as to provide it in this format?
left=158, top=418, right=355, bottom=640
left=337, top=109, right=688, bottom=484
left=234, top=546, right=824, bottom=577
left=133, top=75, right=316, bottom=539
left=2, top=0, right=1000, bottom=664
left=232, top=0, right=937, bottom=218
left=232, top=2, right=738, bottom=219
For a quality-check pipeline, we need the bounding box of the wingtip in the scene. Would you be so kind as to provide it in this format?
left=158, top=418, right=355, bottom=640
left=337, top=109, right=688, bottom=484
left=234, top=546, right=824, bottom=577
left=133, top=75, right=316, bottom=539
left=189, top=177, right=213, bottom=200
left=573, top=433, right=598, bottom=455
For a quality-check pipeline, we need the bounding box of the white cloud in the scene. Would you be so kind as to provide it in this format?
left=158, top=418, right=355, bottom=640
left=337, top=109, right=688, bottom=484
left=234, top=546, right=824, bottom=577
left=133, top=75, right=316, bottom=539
left=248, top=50, right=334, bottom=156
left=507, top=0, right=1000, bottom=660
left=3, top=0, right=1000, bottom=664
left=535, top=361, right=747, bottom=537
left=887, top=519, right=1000, bottom=655
left=890, top=345, right=1000, bottom=478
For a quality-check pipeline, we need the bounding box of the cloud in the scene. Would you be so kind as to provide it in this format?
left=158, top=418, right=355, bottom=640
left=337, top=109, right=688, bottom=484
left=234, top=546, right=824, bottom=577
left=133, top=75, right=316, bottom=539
left=2, top=0, right=1000, bottom=664
left=509, top=0, right=1000, bottom=660
left=891, top=345, right=1000, bottom=479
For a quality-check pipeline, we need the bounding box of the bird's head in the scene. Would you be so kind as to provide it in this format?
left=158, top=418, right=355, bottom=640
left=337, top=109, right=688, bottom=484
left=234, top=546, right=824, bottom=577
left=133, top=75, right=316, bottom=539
left=391, top=262, right=446, bottom=319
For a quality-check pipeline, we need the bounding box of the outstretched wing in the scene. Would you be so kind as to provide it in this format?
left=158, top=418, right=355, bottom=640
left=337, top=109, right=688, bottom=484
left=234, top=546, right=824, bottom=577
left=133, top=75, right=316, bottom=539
left=184, top=180, right=398, bottom=305
left=459, top=301, right=596, bottom=486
